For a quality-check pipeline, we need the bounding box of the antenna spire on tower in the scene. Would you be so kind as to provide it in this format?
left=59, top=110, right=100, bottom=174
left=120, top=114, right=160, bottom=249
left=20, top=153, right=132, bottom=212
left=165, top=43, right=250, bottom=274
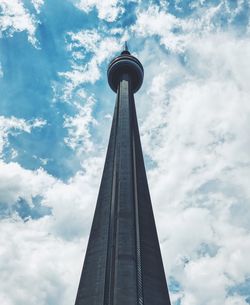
left=121, top=41, right=130, bottom=55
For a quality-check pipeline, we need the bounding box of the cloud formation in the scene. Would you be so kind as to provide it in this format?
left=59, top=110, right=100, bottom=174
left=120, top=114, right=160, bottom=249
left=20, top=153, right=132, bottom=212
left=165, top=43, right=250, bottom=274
left=0, top=116, right=46, bottom=157
left=73, top=0, right=125, bottom=22
left=0, top=0, right=40, bottom=45
left=63, top=94, right=97, bottom=154
left=59, top=29, right=121, bottom=99
left=135, top=4, right=250, bottom=304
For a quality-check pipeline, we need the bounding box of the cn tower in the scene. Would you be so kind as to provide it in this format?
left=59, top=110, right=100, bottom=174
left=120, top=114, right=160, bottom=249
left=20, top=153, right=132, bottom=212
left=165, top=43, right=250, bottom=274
left=74, top=44, right=171, bottom=305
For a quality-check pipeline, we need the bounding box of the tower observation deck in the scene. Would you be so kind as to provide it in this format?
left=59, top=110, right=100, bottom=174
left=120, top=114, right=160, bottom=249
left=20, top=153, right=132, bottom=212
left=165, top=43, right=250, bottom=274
left=74, top=45, right=171, bottom=305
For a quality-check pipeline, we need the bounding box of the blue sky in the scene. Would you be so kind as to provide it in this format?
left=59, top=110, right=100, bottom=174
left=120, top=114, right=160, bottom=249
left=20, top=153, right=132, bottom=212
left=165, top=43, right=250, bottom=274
left=0, top=1, right=250, bottom=304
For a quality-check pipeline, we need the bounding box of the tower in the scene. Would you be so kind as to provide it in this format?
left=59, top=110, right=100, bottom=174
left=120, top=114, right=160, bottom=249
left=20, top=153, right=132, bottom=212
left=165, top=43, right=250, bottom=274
left=75, top=45, right=171, bottom=305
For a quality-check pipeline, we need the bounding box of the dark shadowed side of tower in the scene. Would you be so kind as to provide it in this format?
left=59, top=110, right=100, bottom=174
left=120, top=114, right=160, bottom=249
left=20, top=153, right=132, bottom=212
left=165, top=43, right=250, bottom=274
left=74, top=45, right=172, bottom=305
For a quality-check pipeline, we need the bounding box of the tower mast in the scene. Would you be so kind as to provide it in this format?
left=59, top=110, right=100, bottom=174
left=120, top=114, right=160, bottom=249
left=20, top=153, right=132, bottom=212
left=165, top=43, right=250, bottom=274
left=75, top=46, right=171, bottom=305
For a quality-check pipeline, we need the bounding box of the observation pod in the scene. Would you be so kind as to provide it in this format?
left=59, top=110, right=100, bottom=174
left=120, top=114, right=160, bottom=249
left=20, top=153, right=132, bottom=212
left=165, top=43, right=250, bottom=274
left=108, top=46, right=144, bottom=93
left=74, top=44, right=171, bottom=305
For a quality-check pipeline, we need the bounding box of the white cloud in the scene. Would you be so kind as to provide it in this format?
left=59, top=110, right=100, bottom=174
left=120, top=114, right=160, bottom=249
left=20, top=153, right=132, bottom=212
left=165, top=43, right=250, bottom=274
left=0, top=218, right=82, bottom=305
left=73, top=0, right=125, bottom=22
left=0, top=0, right=39, bottom=46
left=133, top=2, right=249, bottom=53
left=135, top=21, right=250, bottom=305
left=178, top=226, right=250, bottom=305
left=0, top=161, right=54, bottom=207
left=0, top=116, right=46, bottom=157
left=0, top=148, right=102, bottom=236
left=133, top=5, right=183, bottom=52
left=59, top=29, right=121, bottom=99
left=63, top=94, right=97, bottom=154
left=0, top=145, right=105, bottom=304
left=0, top=154, right=103, bottom=304
left=43, top=156, right=103, bottom=239
left=31, top=0, right=44, bottom=14
left=224, top=295, right=249, bottom=305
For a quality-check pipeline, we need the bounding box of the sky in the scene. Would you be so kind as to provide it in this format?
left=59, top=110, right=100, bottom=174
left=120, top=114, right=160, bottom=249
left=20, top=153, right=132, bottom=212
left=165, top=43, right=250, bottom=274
left=0, top=0, right=250, bottom=304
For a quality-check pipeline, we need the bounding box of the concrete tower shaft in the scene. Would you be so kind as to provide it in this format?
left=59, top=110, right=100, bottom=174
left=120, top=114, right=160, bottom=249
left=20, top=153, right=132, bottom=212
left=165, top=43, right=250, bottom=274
left=74, top=46, right=171, bottom=305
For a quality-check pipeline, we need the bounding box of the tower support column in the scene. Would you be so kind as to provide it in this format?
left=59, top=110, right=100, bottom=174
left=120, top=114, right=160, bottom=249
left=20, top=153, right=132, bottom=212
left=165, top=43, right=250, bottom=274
left=74, top=47, right=171, bottom=305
